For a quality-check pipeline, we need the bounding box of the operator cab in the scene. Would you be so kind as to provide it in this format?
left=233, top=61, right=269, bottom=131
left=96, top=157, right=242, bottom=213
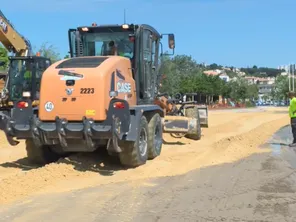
left=69, top=24, right=135, bottom=58
left=68, top=23, right=175, bottom=104
left=5, top=56, right=51, bottom=105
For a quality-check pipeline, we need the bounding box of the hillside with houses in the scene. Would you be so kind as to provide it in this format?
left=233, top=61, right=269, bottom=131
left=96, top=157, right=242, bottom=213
left=202, top=65, right=288, bottom=103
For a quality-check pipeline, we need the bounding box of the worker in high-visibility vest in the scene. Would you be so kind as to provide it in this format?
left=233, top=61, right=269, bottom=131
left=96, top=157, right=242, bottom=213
left=24, top=70, right=32, bottom=79
left=288, top=91, right=296, bottom=147
left=23, top=66, right=32, bottom=91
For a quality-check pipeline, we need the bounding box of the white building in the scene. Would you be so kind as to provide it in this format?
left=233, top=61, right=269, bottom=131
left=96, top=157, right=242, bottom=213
left=219, top=73, right=230, bottom=82
left=203, top=70, right=230, bottom=82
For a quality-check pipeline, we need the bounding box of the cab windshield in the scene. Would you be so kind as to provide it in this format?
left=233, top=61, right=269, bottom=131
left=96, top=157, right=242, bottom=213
left=8, top=59, right=33, bottom=101
left=81, top=32, right=134, bottom=59
left=7, top=58, right=50, bottom=101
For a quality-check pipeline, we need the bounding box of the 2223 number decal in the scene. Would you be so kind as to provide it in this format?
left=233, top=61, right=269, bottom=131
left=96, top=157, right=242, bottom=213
left=80, top=88, right=95, bottom=94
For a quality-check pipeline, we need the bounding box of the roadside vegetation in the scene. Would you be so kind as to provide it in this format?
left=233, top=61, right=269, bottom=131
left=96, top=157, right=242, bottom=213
left=0, top=44, right=291, bottom=104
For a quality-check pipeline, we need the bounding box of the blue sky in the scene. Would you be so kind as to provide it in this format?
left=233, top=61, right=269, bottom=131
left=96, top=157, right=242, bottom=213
left=1, top=0, right=295, bottom=68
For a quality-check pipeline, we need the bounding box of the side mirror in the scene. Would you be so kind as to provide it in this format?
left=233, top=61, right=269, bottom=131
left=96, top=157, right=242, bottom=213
left=168, top=34, right=175, bottom=49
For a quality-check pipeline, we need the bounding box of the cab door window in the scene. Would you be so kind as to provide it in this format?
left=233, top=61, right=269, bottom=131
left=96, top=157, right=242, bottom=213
left=140, top=29, right=153, bottom=100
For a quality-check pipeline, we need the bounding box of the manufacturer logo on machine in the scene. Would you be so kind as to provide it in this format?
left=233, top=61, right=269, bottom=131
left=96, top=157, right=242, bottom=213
left=115, top=69, right=131, bottom=93
left=0, top=17, right=8, bottom=33
left=66, top=88, right=74, bottom=95
left=117, top=81, right=131, bottom=93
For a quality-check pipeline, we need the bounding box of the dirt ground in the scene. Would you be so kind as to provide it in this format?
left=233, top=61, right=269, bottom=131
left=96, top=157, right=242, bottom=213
left=0, top=106, right=291, bottom=221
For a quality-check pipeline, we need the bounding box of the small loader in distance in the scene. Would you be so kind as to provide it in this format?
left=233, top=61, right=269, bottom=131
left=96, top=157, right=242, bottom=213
left=7, top=23, right=208, bottom=168
left=168, top=93, right=209, bottom=139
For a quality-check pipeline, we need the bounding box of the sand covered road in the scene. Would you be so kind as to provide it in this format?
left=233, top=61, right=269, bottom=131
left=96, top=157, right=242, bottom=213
left=0, top=106, right=289, bottom=206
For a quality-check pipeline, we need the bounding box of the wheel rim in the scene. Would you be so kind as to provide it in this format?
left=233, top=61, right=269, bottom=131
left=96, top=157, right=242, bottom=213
left=154, top=122, right=162, bottom=151
left=139, top=127, right=148, bottom=157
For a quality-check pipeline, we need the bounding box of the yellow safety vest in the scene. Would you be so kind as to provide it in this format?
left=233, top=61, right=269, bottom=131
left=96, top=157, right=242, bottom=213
left=24, top=70, right=32, bottom=79
left=289, top=98, right=296, bottom=118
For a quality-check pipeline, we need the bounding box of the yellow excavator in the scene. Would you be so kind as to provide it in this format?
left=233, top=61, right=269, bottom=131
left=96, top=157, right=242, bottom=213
left=0, top=10, right=51, bottom=145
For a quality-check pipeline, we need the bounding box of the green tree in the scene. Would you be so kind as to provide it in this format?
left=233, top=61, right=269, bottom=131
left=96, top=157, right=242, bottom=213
left=274, top=75, right=289, bottom=100
left=246, top=84, right=259, bottom=100
left=241, top=67, right=282, bottom=77
left=159, top=54, right=264, bottom=102
left=38, top=42, right=61, bottom=63
left=208, top=63, right=222, bottom=70
left=220, top=80, right=231, bottom=98
left=0, top=44, right=9, bottom=71
left=64, top=54, right=70, bottom=59
left=270, top=87, right=276, bottom=100
left=159, top=55, right=179, bottom=95
left=228, top=77, right=248, bottom=101
left=225, top=70, right=237, bottom=78
left=262, top=95, right=269, bottom=101
left=160, top=55, right=200, bottom=95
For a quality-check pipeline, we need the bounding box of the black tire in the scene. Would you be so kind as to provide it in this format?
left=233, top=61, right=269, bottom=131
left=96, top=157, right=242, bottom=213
left=25, top=139, right=61, bottom=165
left=147, top=113, right=163, bottom=160
left=119, top=115, right=149, bottom=167
left=184, top=106, right=202, bottom=140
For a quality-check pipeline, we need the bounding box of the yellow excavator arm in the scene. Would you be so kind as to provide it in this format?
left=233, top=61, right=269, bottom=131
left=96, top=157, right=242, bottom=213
left=0, top=10, right=31, bottom=56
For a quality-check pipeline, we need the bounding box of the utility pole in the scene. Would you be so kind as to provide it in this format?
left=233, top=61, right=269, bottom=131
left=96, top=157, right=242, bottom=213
left=123, top=9, right=126, bottom=24
left=293, top=64, right=295, bottom=91
left=289, top=64, right=291, bottom=91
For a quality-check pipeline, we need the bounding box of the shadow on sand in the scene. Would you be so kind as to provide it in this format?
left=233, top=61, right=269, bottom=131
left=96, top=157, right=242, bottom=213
left=0, top=138, right=186, bottom=176
left=0, top=148, right=127, bottom=176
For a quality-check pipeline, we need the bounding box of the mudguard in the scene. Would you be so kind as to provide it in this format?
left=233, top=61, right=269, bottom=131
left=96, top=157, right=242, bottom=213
left=123, top=105, right=164, bottom=142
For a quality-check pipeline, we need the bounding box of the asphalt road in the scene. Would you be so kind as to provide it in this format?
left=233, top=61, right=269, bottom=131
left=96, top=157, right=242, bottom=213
left=0, top=124, right=296, bottom=222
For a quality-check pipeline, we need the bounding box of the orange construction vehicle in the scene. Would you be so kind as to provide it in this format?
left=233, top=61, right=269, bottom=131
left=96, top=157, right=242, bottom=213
left=6, top=23, right=208, bottom=167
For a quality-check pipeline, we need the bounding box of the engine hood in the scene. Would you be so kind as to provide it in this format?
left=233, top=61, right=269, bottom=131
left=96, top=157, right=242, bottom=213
left=38, top=56, right=136, bottom=121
